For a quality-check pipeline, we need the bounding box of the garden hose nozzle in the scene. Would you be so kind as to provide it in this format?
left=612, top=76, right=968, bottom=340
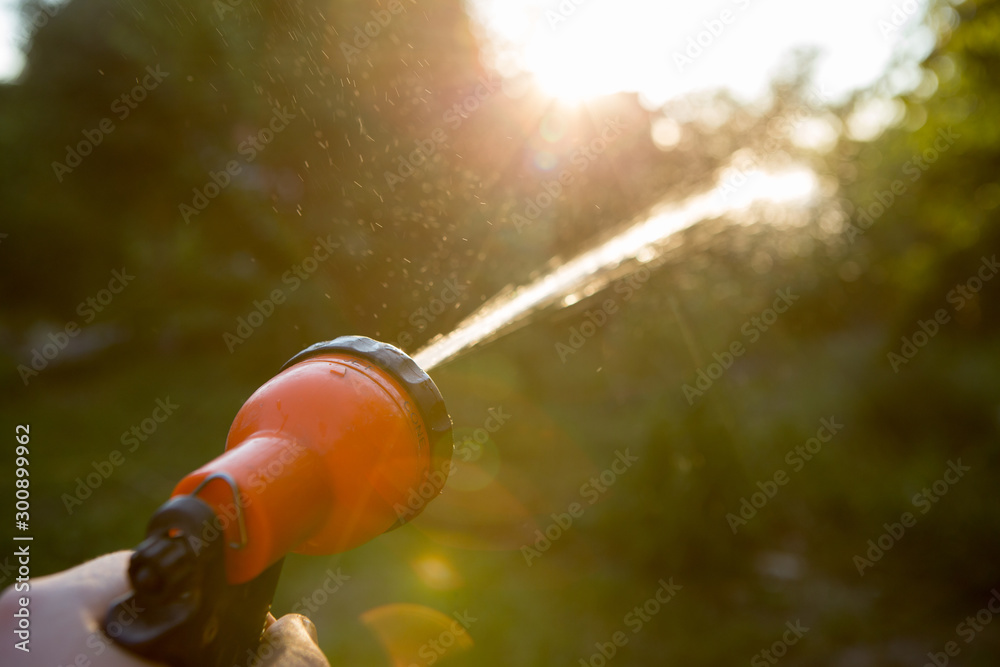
left=104, top=336, right=453, bottom=667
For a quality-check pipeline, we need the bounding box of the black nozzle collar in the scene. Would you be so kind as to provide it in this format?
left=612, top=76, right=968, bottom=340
left=281, top=336, right=454, bottom=484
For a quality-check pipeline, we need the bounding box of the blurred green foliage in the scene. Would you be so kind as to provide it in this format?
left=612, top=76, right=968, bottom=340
left=1, top=0, right=998, bottom=665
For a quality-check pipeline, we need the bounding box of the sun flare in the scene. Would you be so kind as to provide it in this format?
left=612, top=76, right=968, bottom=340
left=470, top=0, right=932, bottom=108
left=470, top=0, right=668, bottom=105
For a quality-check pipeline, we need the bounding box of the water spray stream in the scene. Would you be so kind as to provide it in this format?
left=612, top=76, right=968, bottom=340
left=413, top=167, right=817, bottom=371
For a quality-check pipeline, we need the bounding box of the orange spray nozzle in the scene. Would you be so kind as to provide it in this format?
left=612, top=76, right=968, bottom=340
left=171, top=336, right=454, bottom=584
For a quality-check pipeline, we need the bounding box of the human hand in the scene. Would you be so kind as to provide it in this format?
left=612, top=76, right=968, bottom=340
left=0, top=551, right=329, bottom=666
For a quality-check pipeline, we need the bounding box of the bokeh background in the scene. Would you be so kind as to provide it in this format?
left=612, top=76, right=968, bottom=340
left=2, top=0, right=999, bottom=665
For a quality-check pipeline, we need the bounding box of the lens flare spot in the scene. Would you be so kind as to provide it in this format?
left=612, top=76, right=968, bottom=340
left=533, top=150, right=557, bottom=171
left=360, top=603, right=474, bottom=667
left=412, top=554, right=463, bottom=591
left=636, top=246, right=656, bottom=263
left=651, top=117, right=682, bottom=150
left=540, top=112, right=568, bottom=143
left=448, top=432, right=501, bottom=492
left=414, top=475, right=536, bottom=551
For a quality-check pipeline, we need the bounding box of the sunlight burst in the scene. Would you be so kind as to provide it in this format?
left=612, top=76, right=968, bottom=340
left=471, top=0, right=933, bottom=108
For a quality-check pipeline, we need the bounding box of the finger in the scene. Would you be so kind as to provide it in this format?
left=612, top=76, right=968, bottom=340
left=270, top=613, right=319, bottom=644
left=257, top=614, right=329, bottom=667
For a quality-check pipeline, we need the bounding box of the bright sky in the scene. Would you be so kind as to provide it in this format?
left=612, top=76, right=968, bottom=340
left=470, top=0, right=940, bottom=106
left=2, top=0, right=938, bottom=103
left=0, top=0, right=24, bottom=80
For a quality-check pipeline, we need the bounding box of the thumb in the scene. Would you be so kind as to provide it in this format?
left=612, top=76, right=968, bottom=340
left=257, top=613, right=328, bottom=667
left=269, top=613, right=319, bottom=644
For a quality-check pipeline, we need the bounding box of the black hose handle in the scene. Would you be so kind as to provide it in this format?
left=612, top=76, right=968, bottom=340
left=104, top=494, right=284, bottom=667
